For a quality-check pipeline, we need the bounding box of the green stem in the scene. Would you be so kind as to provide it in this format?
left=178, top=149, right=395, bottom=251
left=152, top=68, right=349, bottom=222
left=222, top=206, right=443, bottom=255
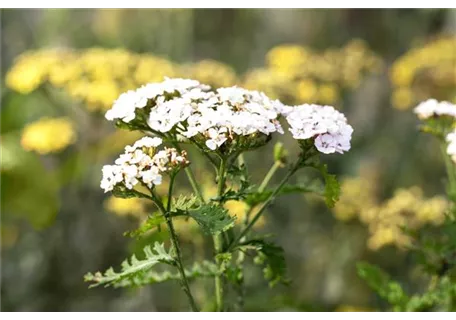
left=214, top=157, right=227, bottom=311
left=258, top=161, right=281, bottom=193
left=170, top=140, right=205, bottom=203
left=228, top=163, right=299, bottom=251
left=152, top=185, right=199, bottom=312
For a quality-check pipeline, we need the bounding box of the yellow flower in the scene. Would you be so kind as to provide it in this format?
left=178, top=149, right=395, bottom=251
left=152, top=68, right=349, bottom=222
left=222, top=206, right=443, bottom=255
left=297, top=79, right=317, bottom=102
left=134, top=55, right=176, bottom=84
left=390, top=62, right=414, bottom=87
left=392, top=87, right=414, bottom=110
left=266, top=45, right=310, bottom=77
left=85, top=80, right=121, bottom=111
left=184, top=60, right=237, bottom=88
left=104, top=196, right=148, bottom=218
left=318, top=83, right=339, bottom=104
left=21, top=117, right=76, bottom=154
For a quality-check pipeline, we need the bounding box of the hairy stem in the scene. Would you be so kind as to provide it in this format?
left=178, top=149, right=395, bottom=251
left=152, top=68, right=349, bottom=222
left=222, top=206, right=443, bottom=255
left=228, top=163, right=299, bottom=251
left=214, top=157, right=227, bottom=311
left=153, top=182, right=199, bottom=312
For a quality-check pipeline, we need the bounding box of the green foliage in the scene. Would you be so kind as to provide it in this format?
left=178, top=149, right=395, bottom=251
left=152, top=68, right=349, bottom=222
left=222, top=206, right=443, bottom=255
left=108, top=260, right=220, bottom=288
left=170, top=194, right=236, bottom=235
left=124, top=213, right=165, bottom=238
left=240, top=239, right=288, bottom=287
left=316, top=164, right=340, bottom=208
left=84, top=242, right=175, bottom=288
left=187, top=204, right=236, bottom=235
left=357, top=262, right=409, bottom=311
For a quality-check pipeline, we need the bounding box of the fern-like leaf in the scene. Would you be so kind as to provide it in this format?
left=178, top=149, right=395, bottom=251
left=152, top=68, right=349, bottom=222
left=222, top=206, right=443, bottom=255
left=84, top=242, right=174, bottom=288
left=110, top=260, right=220, bottom=288
left=188, top=204, right=236, bottom=235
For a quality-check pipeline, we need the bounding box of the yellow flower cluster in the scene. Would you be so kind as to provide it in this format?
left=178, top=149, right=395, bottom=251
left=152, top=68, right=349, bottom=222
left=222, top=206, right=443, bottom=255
left=333, top=175, right=377, bottom=222
left=334, top=173, right=448, bottom=251
left=181, top=60, right=238, bottom=88
left=363, top=187, right=447, bottom=251
left=390, top=36, right=456, bottom=110
left=245, top=39, right=384, bottom=105
left=20, top=117, right=76, bottom=154
left=6, top=48, right=179, bottom=112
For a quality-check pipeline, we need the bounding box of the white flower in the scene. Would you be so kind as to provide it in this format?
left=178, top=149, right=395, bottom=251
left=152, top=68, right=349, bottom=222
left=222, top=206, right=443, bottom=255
left=100, top=137, right=190, bottom=193
left=140, top=166, right=162, bottom=188
left=414, top=99, right=456, bottom=120
left=105, top=78, right=210, bottom=124
left=285, top=104, right=353, bottom=155
left=446, top=130, right=456, bottom=163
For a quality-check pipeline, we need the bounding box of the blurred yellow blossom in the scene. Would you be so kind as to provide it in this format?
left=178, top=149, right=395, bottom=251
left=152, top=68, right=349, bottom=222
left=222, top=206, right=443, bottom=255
left=21, top=117, right=76, bottom=154
left=297, top=79, right=318, bottom=102
left=392, top=87, right=414, bottom=110
left=363, top=187, right=448, bottom=251
left=333, top=176, right=377, bottom=222
left=182, top=60, right=237, bottom=88
left=104, top=196, right=148, bottom=218
left=390, top=36, right=456, bottom=110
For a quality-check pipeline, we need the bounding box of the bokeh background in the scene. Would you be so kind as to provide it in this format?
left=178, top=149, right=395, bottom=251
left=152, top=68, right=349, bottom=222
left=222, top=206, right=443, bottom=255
left=1, top=8, right=456, bottom=311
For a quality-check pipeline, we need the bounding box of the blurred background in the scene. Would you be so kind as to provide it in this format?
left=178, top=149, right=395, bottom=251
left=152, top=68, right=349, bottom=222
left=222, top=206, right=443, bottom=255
left=1, top=8, right=456, bottom=311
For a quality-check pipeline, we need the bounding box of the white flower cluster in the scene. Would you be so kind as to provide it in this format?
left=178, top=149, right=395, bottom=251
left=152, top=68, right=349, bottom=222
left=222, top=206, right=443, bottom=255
left=284, top=104, right=353, bottom=154
left=105, top=78, right=210, bottom=123
left=105, top=78, right=354, bottom=155
left=414, top=99, right=456, bottom=120
left=100, top=137, right=189, bottom=193
left=147, top=86, right=285, bottom=150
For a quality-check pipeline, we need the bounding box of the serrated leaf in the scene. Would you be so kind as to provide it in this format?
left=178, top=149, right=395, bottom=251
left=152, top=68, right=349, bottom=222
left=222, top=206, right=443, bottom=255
left=172, top=194, right=200, bottom=212
left=109, top=260, right=220, bottom=288
left=84, top=242, right=174, bottom=288
left=188, top=204, right=236, bottom=235
left=124, top=213, right=165, bottom=238
left=239, top=239, right=288, bottom=287
left=317, top=164, right=340, bottom=208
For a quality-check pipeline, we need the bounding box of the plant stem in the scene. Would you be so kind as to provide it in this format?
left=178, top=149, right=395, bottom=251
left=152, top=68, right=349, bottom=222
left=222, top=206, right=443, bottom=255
left=228, top=163, right=299, bottom=251
left=214, top=157, right=227, bottom=311
left=258, top=161, right=281, bottom=193
left=170, top=141, right=205, bottom=203
left=153, top=182, right=199, bottom=312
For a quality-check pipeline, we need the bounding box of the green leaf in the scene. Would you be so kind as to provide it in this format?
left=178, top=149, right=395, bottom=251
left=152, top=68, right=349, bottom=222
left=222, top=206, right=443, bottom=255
left=357, top=262, right=409, bottom=309
left=171, top=194, right=200, bottom=212
left=84, top=242, right=174, bottom=288
left=187, top=204, right=236, bottom=235
left=240, top=239, right=288, bottom=287
left=317, top=164, right=340, bottom=208
left=108, top=260, right=220, bottom=288
left=124, top=213, right=165, bottom=238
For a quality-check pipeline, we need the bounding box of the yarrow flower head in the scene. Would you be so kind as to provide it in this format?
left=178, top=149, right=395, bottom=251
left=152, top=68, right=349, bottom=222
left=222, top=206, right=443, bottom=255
left=284, top=104, right=353, bottom=154
left=105, top=78, right=287, bottom=154
left=414, top=99, right=456, bottom=120
left=100, top=137, right=189, bottom=193
left=105, top=78, right=210, bottom=124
